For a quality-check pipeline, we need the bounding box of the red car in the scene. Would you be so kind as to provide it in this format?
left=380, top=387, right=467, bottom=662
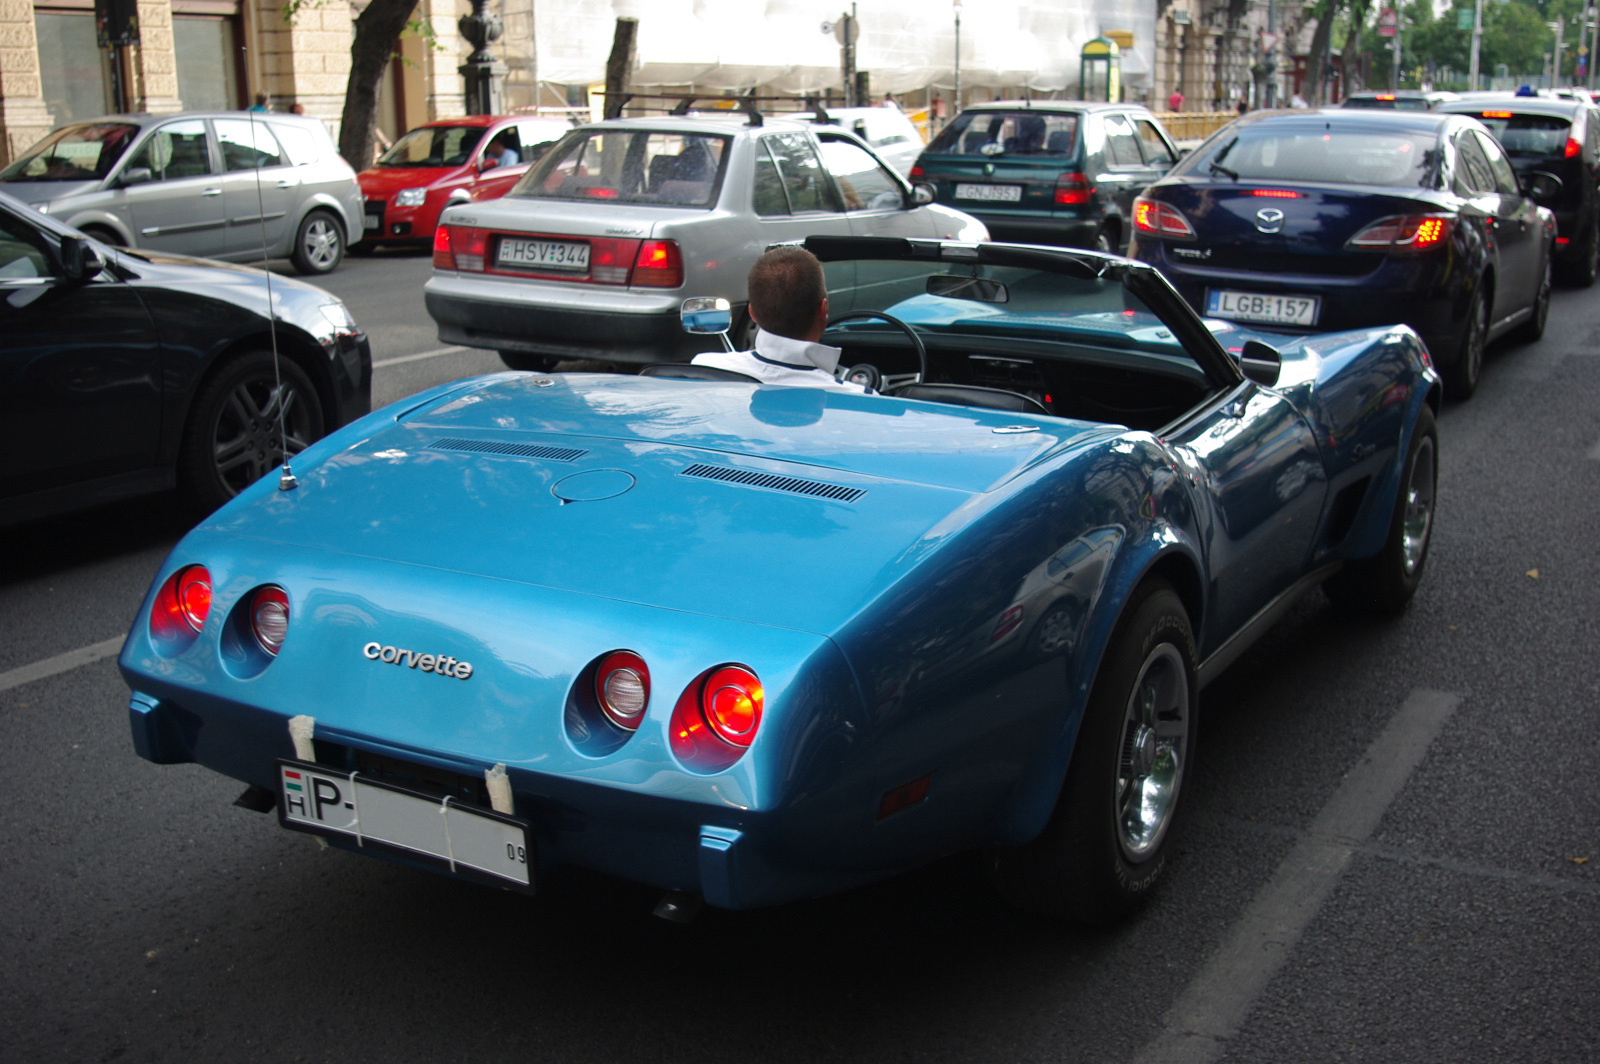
left=356, top=115, right=573, bottom=248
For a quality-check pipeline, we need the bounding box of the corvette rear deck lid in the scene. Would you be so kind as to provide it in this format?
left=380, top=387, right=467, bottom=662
left=397, top=372, right=1104, bottom=494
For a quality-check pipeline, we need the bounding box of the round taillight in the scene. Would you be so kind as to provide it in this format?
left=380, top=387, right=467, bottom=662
left=701, top=665, right=762, bottom=748
left=250, top=586, right=290, bottom=655
left=595, top=650, right=650, bottom=730
left=175, top=565, right=212, bottom=632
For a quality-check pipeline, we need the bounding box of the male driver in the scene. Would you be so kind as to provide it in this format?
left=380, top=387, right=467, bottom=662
left=692, top=247, right=867, bottom=393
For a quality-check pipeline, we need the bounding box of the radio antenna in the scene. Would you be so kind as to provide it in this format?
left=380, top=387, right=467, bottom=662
left=246, top=81, right=298, bottom=492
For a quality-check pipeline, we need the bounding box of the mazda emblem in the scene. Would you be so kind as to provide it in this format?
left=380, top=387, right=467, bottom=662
left=1255, top=207, right=1285, bottom=234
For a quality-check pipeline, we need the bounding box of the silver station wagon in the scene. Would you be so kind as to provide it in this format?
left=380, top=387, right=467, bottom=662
left=423, top=110, right=987, bottom=369
left=0, top=112, right=363, bottom=275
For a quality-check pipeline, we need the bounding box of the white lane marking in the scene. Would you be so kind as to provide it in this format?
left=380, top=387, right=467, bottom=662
left=1132, top=689, right=1462, bottom=1064
left=0, top=636, right=125, bottom=694
left=373, top=345, right=472, bottom=369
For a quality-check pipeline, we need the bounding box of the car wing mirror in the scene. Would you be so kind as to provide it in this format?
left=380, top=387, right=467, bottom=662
left=1519, top=170, right=1562, bottom=203
left=478, top=155, right=497, bottom=172
left=681, top=296, right=735, bottom=351
left=59, top=234, right=105, bottom=283
left=909, top=182, right=935, bottom=206
left=1239, top=339, right=1281, bottom=387
left=120, top=166, right=153, bottom=187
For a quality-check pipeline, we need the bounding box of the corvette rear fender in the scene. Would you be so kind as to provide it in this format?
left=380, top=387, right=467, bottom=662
left=992, top=527, right=1207, bottom=846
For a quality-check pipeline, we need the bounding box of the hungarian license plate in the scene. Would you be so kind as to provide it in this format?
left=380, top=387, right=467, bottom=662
left=276, top=759, right=531, bottom=891
left=1206, top=289, right=1320, bottom=326
left=362, top=215, right=379, bottom=230
left=497, top=236, right=589, bottom=272
left=955, top=183, right=1022, bottom=203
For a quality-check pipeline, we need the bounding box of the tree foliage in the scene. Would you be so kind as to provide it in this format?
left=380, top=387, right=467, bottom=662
left=1353, top=0, right=1596, bottom=87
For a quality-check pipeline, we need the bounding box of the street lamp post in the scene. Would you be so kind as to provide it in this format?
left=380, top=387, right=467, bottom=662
left=953, top=0, right=962, bottom=114
left=1469, top=0, right=1484, bottom=90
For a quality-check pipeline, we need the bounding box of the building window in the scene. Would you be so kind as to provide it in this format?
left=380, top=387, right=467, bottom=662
left=33, top=10, right=112, bottom=126
left=174, top=15, right=243, bottom=111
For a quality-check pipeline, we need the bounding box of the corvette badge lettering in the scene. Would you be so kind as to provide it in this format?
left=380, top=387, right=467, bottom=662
left=363, top=641, right=474, bottom=679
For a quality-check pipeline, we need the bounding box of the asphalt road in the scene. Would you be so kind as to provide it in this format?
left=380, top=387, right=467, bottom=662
left=2, top=253, right=1597, bottom=1063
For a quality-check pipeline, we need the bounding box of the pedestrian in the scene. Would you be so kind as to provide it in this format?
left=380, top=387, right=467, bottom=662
left=290, top=103, right=306, bottom=115
left=1168, top=88, right=1185, bottom=112
left=1237, top=97, right=1249, bottom=115
left=691, top=247, right=869, bottom=393
left=1290, top=91, right=1309, bottom=108
left=249, top=92, right=269, bottom=113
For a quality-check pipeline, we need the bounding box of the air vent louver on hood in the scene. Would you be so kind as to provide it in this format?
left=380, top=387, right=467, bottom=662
left=680, top=463, right=865, bottom=503
left=430, top=438, right=587, bottom=462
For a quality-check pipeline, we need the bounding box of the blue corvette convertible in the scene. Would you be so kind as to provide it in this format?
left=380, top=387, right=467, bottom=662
left=119, top=236, right=1439, bottom=924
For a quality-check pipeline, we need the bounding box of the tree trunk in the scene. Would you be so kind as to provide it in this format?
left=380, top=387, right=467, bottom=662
left=602, top=17, right=637, bottom=120
left=337, top=0, right=421, bottom=171
left=1303, top=0, right=1343, bottom=106
left=1341, top=0, right=1371, bottom=95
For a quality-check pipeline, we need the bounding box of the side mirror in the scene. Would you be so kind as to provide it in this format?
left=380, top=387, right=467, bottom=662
left=59, top=234, right=105, bottom=283
left=910, top=182, right=935, bottom=206
left=119, top=166, right=153, bottom=187
left=478, top=155, right=497, bottom=172
left=1520, top=170, right=1562, bottom=203
left=681, top=296, right=733, bottom=336
left=1239, top=339, right=1281, bottom=387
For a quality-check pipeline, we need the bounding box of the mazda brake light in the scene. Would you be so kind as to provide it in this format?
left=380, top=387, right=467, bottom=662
left=1249, top=189, right=1300, bottom=198
left=1054, top=171, right=1093, bottom=206
left=1347, top=213, right=1453, bottom=251
left=1132, top=197, right=1196, bottom=238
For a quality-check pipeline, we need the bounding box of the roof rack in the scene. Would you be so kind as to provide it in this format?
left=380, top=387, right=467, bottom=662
left=599, top=92, right=858, bottom=129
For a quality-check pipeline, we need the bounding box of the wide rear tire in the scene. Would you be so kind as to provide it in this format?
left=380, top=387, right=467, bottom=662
left=990, top=580, right=1197, bottom=924
left=1324, top=403, right=1437, bottom=615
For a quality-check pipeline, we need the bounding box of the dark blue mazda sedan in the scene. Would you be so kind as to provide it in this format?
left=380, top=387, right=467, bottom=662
left=1127, top=109, right=1555, bottom=398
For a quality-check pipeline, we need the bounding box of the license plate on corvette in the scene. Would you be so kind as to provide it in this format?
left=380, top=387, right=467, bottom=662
left=1206, top=289, right=1320, bottom=326
left=276, top=759, right=531, bottom=890
left=497, top=236, right=589, bottom=272
left=955, top=183, right=1022, bottom=202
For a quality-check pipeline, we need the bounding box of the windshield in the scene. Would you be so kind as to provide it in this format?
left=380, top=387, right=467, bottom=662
left=378, top=125, right=486, bottom=168
left=514, top=130, right=730, bottom=207
left=1470, top=113, right=1572, bottom=158
left=925, top=110, right=1079, bottom=156
left=0, top=122, right=140, bottom=182
left=1184, top=127, right=1441, bottom=187
left=826, top=255, right=1196, bottom=365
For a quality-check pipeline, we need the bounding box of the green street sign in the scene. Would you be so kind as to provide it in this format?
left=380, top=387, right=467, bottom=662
left=1457, top=8, right=1474, bottom=30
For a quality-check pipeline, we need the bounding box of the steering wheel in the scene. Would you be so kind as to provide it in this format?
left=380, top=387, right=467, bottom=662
left=825, top=310, right=927, bottom=386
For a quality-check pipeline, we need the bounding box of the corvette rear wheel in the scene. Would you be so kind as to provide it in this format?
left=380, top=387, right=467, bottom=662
left=990, top=579, right=1197, bottom=924
left=1445, top=284, right=1486, bottom=401
left=1324, top=404, right=1437, bottom=615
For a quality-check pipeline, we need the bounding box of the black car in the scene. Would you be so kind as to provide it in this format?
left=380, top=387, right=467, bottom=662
left=1436, top=95, right=1600, bottom=285
left=1342, top=90, right=1459, bottom=111
left=1128, top=109, right=1555, bottom=399
left=910, top=101, right=1181, bottom=251
left=0, top=192, right=371, bottom=528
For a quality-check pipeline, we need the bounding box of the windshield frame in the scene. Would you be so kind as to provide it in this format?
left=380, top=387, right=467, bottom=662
left=804, top=235, right=1243, bottom=389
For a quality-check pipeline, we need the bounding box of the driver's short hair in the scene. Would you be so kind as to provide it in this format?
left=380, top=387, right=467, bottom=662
left=746, top=247, right=825, bottom=341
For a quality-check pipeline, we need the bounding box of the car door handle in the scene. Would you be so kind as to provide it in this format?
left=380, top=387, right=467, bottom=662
left=202, top=188, right=222, bottom=196
left=275, top=180, right=294, bottom=189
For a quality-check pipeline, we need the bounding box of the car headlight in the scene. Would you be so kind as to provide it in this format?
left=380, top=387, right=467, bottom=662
left=394, top=187, right=428, bottom=207
left=318, top=301, right=357, bottom=332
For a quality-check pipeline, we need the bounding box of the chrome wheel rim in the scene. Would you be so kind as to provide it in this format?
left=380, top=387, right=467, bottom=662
left=1401, top=435, right=1435, bottom=576
left=302, top=218, right=339, bottom=270
left=1115, top=643, right=1189, bottom=861
left=1465, top=295, right=1485, bottom=383
left=1035, top=605, right=1073, bottom=656
left=212, top=375, right=314, bottom=496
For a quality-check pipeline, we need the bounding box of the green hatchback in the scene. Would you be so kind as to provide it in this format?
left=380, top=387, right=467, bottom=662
left=911, top=101, right=1180, bottom=252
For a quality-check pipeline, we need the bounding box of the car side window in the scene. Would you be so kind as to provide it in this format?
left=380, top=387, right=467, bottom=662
left=1134, top=118, right=1176, bottom=167
left=752, top=139, right=789, bottom=215
left=763, top=132, right=838, bottom=213
left=0, top=212, right=52, bottom=281
left=1474, top=130, right=1520, bottom=195
left=268, top=123, right=321, bottom=166
left=126, top=119, right=212, bottom=181
left=213, top=118, right=285, bottom=172
left=1103, top=114, right=1145, bottom=168
left=517, top=123, right=562, bottom=164
left=816, top=136, right=903, bottom=211
left=1453, top=131, right=1495, bottom=195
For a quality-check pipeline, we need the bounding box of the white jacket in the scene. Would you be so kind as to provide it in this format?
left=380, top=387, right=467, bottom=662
left=691, top=328, right=868, bottom=393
